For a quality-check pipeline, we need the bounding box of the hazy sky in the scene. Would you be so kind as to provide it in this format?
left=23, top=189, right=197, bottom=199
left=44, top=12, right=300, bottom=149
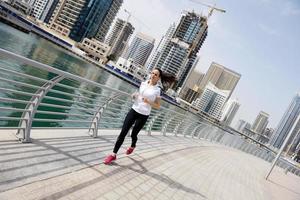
left=116, top=0, right=300, bottom=128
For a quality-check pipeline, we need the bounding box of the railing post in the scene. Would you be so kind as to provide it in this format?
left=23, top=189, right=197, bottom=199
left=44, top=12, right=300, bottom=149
left=146, top=112, right=160, bottom=136
left=198, top=125, right=211, bottom=139
left=173, top=119, right=184, bottom=136
left=17, top=75, right=64, bottom=143
left=161, top=114, right=176, bottom=136
left=192, top=124, right=203, bottom=138
left=89, top=93, right=124, bottom=138
left=183, top=121, right=197, bottom=137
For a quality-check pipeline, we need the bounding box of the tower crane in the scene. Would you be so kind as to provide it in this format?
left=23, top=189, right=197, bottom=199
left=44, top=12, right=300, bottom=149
left=189, top=0, right=226, bottom=19
left=124, top=9, right=150, bottom=31
left=186, top=0, right=226, bottom=58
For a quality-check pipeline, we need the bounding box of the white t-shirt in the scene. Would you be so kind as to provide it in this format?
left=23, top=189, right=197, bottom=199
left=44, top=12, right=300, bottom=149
left=132, top=81, right=161, bottom=116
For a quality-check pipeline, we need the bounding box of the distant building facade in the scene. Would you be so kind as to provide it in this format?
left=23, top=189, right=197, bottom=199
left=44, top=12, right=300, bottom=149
left=95, top=0, right=123, bottom=42
left=105, top=18, right=134, bottom=59
left=115, top=57, right=148, bottom=81
left=235, top=119, right=251, bottom=133
left=180, top=68, right=205, bottom=103
left=8, top=0, right=32, bottom=14
left=193, top=82, right=230, bottom=120
left=270, top=93, right=300, bottom=153
left=251, top=111, right=269, bottom=134
left=148, top=11, right=208, bottom=89
left=49, top=0, right=122, bottom=42
left=30, top=0, right=56, bottom=21
left=146, top=23, right=176, bottom=71
left=76, top=38, right=111, bottom=63
left=198, top=62, right=241, bottom=100
left=221, top=99, right=240, bottom=126
left=123, top=32, right=155, bottom=66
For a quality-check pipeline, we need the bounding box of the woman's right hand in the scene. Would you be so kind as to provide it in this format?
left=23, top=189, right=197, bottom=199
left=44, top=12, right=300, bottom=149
left=131, top=92, right=139, bottom=100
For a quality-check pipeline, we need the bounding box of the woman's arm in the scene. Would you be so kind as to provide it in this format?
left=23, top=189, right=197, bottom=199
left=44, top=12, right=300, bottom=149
left=143, top=96, right=161, bottom=109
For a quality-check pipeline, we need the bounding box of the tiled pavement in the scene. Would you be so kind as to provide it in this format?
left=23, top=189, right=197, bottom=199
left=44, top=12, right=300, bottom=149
left=0, top=129, right=299, bottom=200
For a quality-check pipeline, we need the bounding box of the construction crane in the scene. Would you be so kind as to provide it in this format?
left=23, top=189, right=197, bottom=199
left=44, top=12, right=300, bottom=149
left=124, top=9, right=151, bottom=31
left=189, top=0, right=226, bottom=19
left=185, top=0, right=226, bottom=59
left=124, top=9, right=132, bottom=24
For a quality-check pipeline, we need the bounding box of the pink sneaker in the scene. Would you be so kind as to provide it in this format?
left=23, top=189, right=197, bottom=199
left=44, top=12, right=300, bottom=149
left=103, top=154, right=116, bottom=165
left=126, top=147, right=135, bottom=155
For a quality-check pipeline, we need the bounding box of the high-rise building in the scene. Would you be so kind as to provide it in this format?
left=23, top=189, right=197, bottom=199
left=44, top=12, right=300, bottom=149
left=263, top=128, right=274, bottom=138
left=192, top=82, right=230, bottom=120
left=257, top=127, right=274, bottom=144
left=180, top=68, right=205, bottom=103
left=30, top=0, right=52, bottom=20
left=198, top=62, right=241, bottom=100
left=151, top=11, right=208, bottom=89
left=95, top=0, right=123, bottom=42
left=221, top=99, right=240, bottom=126
left=43, top=0, right=58, bottom=23
left=123, top=32, right=155, bottom=66
left=235, top=119, right=251, bottom=133
left=288, top=121, right=300, bottom=153
left=29, top=0, right=58, bottom=22
left=105, top=18, right=134, bottom=58
left=146, top=23, right=176, bottom=71
left=270, top=93, right=300, bottom=151
left=49, top=0, right=122, bottom=42
left=7, top=0, right=32, bottom=14
left=251, top=111, right=269, bottom=134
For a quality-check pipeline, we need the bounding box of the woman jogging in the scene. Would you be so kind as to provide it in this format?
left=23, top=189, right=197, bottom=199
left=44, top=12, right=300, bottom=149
left=103, top=68, right=175, bottom=165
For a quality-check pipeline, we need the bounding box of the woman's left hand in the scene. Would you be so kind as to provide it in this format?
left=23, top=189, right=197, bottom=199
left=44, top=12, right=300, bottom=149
left=142, top=97, right=160, bottom=109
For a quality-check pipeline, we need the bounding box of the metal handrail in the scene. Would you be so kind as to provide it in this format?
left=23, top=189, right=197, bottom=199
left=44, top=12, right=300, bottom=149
left=0, top=66, right=50, bottom=83
left=0, top=77, right=44, bottom=89
left=0, top=48, right=130, bottom=96
left=35, top=110, right=91, bottom=117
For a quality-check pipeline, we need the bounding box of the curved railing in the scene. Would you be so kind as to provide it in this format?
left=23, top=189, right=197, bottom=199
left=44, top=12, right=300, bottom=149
left=0, top=47, right=299, bottom=176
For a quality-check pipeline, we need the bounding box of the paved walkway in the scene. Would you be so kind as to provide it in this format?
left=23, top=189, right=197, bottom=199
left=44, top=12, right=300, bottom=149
left=0, top=129, right=299, bottom=200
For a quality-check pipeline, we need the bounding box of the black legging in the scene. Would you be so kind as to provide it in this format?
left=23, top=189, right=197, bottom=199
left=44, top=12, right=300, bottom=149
left=113, top=108, right=149, bottom=153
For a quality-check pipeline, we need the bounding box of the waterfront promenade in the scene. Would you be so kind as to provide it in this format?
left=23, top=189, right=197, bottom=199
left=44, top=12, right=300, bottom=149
left=0, top=129, right=299, bottom=200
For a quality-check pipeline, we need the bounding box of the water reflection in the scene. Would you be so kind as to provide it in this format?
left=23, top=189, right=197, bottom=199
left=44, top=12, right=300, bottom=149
left=0, top=22, right=138, bottom=127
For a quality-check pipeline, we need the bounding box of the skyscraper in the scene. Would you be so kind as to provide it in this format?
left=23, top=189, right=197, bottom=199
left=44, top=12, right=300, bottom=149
left=146, top=23, right=176, bottom=71
left=251, top=111, right=269, bottom=134
left=235, top=119, right=251, bottom=133
left=288, top=121, right=300, bottom=153
left=221, top=99, right=240, bottom=126
left=198, top=62, right=241, bottom=100
left=43, top=0, right=59, bottom=23
left=95, top=0, right=123, bottom=42
left=270, top=93, right=300, bottom=151
left=30, top=0, right=54, bottom=20
left=123, top=32, right=155, bottom=66
left=49, top=0, right=122, bottom=42
left=151, top=11, right=208, bottom=88
left=105, top=18, right=134, bottom=58
left=180, top=67, right=205, bottom=103
left=193, top=82, right=230, bottom=120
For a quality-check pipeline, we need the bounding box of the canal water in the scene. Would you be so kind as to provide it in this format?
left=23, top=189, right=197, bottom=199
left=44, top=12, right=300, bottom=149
left=0, top=22, right=185, bottom=128
left=0, top=22, right=140, bottom=127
